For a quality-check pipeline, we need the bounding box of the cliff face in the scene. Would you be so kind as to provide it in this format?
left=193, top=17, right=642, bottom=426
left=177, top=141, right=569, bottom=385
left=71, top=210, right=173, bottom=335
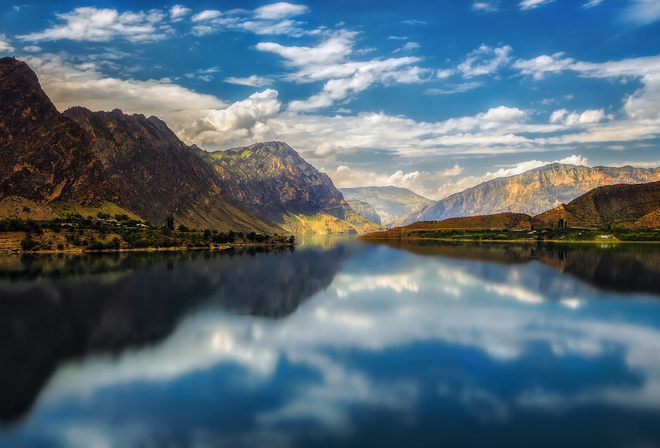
left=205, top=142, right=380, bottom=234
left=0, top=57, right=120, bottom=206
left=63, top=107, right=279, bottom=232
left=396, top=164, right=660, bottom=227
left=340, top=186, right=433, bottom=225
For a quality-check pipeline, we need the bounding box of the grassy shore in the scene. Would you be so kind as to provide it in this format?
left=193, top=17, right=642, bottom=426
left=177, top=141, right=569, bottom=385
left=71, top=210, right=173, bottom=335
left=0, top=217, right=296, bottom=254
left=360, top=227, right=660, bottom=243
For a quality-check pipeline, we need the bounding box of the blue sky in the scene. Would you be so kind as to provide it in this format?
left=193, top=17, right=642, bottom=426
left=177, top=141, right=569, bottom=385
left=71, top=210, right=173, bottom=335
left=1, top=0, right=660, bottom=199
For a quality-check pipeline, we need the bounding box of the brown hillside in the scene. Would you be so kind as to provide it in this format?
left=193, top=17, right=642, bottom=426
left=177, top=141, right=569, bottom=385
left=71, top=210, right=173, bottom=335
left=0, top=57, right=120, bottom=207
left=363, top=213, right=536, bottom=239
left=537, top=181, right=660, bottom=228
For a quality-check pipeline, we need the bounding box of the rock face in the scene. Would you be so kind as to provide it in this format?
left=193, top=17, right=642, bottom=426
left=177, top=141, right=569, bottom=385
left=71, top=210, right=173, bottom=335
left=536, top=180, right=660, bottom=228
left=0, top=57, right=120, bottom=206
left=395, top=163, right=660, bottom=227
left=204, top=142, right=380, bottom=233
left=63, top=107, right=279, bottom=232
left=340, top=186, right=433, bottom=226
left=346, top=199, right=382, bottom=225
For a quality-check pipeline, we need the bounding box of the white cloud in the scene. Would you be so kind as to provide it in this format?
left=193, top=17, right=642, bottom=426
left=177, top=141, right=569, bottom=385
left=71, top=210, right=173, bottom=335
left=426, top=82, right=484, bottom=95
left=25, top=53, right=228, bottom=130
left=257, top=31, right=429, bottom=111
left=256, top=31, right=357, bottom=68
left=457, top=44, right=513, bottom=78
left=393, top=42, right=420, bottom=53
left=472, top=2, right=498, bottom=12
left=519, top=0, right=556, bottom=10
left=254, top=2, right=309, bottom=20
left=514, top=53, right=660, bottom=80
left=225, top=75, right=272, bottom=87
left=550, top=108, right=607, bottom=125
left=624, top=73, right=660, bottom=120
left=0, top=34, right=14, bottom=53
left=180, top=89, right=282, bottom=148
left=191, top=10, right=223, bottom=22
left=626, top=0, right=660, bottom=24
left=583, top=0, right=604, bottom=7
left=190, top=5, right=311, bottom=37
left=169, top=5, right=191, bottom=22
left=22, top=45, right=42, bottom=53
left=18, top=7, right=170, bottom=43
left=441, top=165, right=464, bottom=176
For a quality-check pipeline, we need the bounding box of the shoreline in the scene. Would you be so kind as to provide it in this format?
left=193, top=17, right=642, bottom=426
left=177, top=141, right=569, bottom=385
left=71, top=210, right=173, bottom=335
left=359, top=236, right=660, bottom=244
left=0, top=242, right=296, bottom=255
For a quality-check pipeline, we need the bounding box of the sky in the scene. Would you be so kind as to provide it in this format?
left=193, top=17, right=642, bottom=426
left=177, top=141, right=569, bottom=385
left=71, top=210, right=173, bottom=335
left=1, top=0, right=660, bottom=199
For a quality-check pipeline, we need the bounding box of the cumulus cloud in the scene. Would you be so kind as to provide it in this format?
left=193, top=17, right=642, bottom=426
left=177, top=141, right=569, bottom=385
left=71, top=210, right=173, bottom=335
left=457, top=44, right=513, bottom=78
left=0, top=34, right=14, bottom=53
left=254, top=2, right=309, bottom=20
left=519, top=0, right=556, bottom=10
left=180, top=89, right=282, bottom=148
left=624, top=73, right=660, bottom=120
left=18, top=7, right=170, bottom=43
left=169, top=5, right=191, bottom=22
left=549, top=108, right=607, bottom=125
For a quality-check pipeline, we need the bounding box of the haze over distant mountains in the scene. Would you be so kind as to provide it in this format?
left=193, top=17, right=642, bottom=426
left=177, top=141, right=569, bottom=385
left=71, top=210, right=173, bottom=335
left=394, top=163, right=660, bottom=227
left=340, top=186, right=433, bottom=226
left=0, top=57, right=378, bottom=234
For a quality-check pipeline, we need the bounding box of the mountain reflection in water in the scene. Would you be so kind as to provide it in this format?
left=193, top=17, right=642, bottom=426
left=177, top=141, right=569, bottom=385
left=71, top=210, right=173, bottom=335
left=0, top=244, right=354, bottom=423
left=2, top=238, right=660, bottom=448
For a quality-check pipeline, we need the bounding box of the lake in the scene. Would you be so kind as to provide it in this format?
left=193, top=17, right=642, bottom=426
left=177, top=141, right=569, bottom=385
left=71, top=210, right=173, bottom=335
left=1, top=237, right=660, bottom=448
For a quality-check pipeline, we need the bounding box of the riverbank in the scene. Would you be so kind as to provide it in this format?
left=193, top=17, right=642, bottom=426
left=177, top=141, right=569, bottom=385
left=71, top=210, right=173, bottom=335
left=360, top=227, right=660, bottom=243
left=0, top=218, right=296, bottom=254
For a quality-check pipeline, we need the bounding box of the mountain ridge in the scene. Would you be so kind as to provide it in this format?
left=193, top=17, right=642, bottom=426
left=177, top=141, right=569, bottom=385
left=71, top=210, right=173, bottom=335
left=394, top=163, right=660, bottom=227
left=340, top=185, right=433, bottom=225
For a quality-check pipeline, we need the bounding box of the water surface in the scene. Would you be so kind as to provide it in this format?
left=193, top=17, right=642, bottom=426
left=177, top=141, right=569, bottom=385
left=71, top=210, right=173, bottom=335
left=1, top=238, right=660, bottom=447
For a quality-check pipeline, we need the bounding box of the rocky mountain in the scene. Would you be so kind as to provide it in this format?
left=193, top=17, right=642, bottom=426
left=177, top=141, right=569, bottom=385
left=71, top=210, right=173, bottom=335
left=340, top=186, right=433, bottom=226
left=63, top=107, right=277, bottom=233
left=0, top=57, right=120, bottom=207
left=346, top=199, right=381, bottom=225
left=203, top=142, right=381, bottom=234
left=394, top=163, right=660, bottom=227
left=536, top=180, right=660, bottom=228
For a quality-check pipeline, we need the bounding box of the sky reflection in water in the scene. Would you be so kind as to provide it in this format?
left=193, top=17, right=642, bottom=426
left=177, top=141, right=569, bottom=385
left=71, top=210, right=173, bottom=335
left=2, top=239, right=660, bottom=447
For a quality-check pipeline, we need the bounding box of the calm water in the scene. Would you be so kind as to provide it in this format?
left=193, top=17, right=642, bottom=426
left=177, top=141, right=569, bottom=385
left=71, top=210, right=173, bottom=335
left=2, top=237, right=660, bottom=447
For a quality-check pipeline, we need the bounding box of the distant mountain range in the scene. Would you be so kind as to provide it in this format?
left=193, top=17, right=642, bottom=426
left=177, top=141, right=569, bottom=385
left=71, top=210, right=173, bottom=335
left=394, top=163, right=660, bottom=227
left=365, top=180, right=660, bottom=238
left=0, top=57, right=378, bottom=234
left=340, top=186, right=433, bottom=226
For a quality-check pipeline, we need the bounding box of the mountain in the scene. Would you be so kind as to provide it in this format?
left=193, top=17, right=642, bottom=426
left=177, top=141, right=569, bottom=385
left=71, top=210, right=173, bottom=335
left=340, top=186, right=433, bottom=226
left=394, top=163, right=660, bottom=227
left=63, top=107, right=278, bottom=233
left=536, top=180, right=660, bottom=228
left=202, top=142, right=381, bottom=234
left=363, top=213, right=538, bottom=239
left=0, top=57, right=120, bottom=208
left=346, top=199, right=381, bottom=225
